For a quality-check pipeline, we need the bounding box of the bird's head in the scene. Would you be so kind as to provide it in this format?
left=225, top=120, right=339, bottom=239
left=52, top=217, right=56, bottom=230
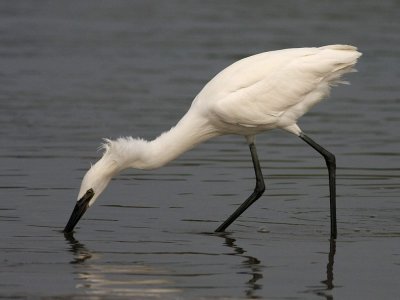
left=63, top=153, right=118, bottom=234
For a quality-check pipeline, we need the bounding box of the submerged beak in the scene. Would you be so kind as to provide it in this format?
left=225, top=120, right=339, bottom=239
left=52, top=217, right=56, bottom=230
left=63, top=189, right=95, bottom=234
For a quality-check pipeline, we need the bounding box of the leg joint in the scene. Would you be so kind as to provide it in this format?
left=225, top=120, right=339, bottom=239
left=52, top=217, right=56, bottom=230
left=255, top=180, right=265, bottom=194
left=324, top=151, right=336, bottom=167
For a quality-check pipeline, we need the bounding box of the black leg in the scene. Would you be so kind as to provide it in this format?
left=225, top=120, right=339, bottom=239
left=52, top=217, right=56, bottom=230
left=215, top=143, right=265, bottom=232
left=299, top=132, right=337, bottom=239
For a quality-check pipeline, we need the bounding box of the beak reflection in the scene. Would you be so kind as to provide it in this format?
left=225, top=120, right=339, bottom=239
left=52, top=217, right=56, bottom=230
left=64, top=189, right=94, bottom=234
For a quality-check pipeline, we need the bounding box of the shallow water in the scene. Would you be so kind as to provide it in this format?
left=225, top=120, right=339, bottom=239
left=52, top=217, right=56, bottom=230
left=1, top=1, right=399, bottom=299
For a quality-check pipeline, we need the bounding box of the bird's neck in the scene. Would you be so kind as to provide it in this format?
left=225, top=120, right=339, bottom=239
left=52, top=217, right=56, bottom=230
left=107, top=112, right=219, bottom=171
left=144, top=112, right=219, bottom=169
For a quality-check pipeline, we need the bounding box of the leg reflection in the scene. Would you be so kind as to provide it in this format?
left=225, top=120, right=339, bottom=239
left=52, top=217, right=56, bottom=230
left=216, top=232, right=263, bottom=298
left=322, top=238, right=336, bottom=290
left=310, top=238, right=336, bottom=300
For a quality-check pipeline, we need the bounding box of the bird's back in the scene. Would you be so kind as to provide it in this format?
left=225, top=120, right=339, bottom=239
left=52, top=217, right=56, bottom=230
left=192, top=45, right=361, bottom=133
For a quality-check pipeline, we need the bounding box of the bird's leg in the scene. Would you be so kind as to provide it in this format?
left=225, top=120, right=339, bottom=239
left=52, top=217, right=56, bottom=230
left=215, top=143, right=265, bottom=232
left=299, top=132, right=337, bottom=239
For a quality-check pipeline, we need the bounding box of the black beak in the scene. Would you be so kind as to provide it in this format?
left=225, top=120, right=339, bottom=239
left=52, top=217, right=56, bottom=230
left=63, top=189, right=95, bottom=234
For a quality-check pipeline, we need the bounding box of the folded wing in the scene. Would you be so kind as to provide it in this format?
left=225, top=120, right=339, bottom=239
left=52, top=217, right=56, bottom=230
left=194, top=45, right=361, bottom=129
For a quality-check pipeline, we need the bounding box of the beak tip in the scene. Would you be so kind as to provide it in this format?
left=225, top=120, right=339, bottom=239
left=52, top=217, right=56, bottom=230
left=64, top=189, right=94, bottom=235
left=63, top=222, right=77, bottom=234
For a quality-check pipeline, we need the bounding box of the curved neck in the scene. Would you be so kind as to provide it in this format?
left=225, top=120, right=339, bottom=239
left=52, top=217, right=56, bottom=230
left=103, top=112, right=219, bottom=172
left=136, top=112, right=219, bottom=170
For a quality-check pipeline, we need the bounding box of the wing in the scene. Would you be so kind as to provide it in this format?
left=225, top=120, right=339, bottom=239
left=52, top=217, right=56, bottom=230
left=194, top=45, right=361, bottom=128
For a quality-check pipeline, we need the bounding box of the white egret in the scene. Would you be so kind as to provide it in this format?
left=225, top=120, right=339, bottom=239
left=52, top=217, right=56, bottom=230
left=64, top=45, right=361, bottom=238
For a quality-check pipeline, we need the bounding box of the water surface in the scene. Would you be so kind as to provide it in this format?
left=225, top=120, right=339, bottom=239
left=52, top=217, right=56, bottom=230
left=1, top=1, right=399, bottom=299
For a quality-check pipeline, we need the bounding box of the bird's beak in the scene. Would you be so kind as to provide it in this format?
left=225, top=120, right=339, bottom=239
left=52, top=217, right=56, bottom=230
left=63, top=189, right=94, bottom=234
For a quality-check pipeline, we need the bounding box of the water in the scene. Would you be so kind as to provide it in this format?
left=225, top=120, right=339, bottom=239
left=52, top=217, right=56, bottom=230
left=1, top=1, right=399, bottom=299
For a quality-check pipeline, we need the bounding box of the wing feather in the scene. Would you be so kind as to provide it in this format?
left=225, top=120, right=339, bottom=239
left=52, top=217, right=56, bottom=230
left=197, top=45, right=361, bottom=128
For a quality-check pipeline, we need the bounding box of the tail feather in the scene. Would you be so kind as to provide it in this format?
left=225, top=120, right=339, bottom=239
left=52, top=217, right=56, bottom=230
left=319, top=44, right=359, bottom=52
left=304, top=45, right=362, bottom=86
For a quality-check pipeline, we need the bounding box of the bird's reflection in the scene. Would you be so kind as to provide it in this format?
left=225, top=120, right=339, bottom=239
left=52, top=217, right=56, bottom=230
left=215, top=232, right=263, bottom=298
left=322, top=238, right=336, bottom=290
left=64, top=232, right=92, bottom=264
left=215, top=233, right=337, bottom=300
left=64, top=232, right=336, bottom=299
left=63, top=233, right=181, bottom=297
left=310, top=238, right=336, bottom=300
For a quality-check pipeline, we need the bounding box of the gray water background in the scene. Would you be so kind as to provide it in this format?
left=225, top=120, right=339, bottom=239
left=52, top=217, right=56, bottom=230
left=1, top=1, right=399, bottom=299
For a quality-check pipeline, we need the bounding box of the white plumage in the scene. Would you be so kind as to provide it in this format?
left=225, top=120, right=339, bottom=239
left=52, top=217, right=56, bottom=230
left=198, top=44, right=360, bottom=135
left=64, top=45, right=361, bottom=237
